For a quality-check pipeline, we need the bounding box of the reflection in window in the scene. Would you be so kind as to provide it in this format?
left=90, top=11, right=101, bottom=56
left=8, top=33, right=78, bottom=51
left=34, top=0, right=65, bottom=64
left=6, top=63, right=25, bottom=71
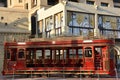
left=94, top=47, right=102, bottom=56
left=55, top=12, right=63, bottom=36
left=85, top=47, right=92, bottom=57
left=18, top=49, right=24, bottom=58
left=98, top=15, right=120, bottom=38
left=67, top=12, right=94, bottom=37
left=45, top=16, right=53, bottom=38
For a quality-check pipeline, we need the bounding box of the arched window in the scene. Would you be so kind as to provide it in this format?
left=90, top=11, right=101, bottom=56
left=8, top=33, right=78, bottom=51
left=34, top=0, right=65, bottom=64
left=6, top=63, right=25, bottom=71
left=18, top=49, right=24, bottom=58
left=85, top=47, right=92, bottom=57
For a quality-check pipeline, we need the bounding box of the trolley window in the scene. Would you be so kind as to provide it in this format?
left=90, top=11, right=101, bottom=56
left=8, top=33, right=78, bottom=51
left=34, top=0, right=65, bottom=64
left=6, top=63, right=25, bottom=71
left=6, top=50, right=10, bottom=59
left=45, top=50, right=50, bottom=59
left=85, top=47, right=92, bottom=57
left=63, top=50, right=67, bottom=59
left=18, top=49, right=24, bottom=58
left=94, top=47, right=102, bottom=55
left=26, top=50, right=35, bottom=60
left=60, top=50, right=63, bottom=59
left=69, top=49, right=76, bottom=58
left=78, top=48, right=83, bottom=58
left=36, top=50, right=42, bottom=59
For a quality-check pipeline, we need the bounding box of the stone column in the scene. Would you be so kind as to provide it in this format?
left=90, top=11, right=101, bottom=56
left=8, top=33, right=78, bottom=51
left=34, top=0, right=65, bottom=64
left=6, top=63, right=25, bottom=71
left=62, top=1, right=67, bottom=36
left=94, top=13, right=100, bottom=38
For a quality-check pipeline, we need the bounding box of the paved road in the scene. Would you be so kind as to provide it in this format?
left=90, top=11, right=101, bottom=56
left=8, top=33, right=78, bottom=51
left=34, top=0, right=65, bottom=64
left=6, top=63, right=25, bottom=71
left=0, top=76, right=120, bottom=80
left=0, top=73, right=120, bottom=80
left=0, top=78, right=120, bottom=80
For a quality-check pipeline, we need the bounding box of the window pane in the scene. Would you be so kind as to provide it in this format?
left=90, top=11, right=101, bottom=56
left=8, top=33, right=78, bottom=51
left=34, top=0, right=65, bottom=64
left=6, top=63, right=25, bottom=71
left=78, top=49, right=83, bottom=58
left=67, top=12, right=94, bottom=36
left=69, top=49, right=76, bottom=58
left=87, top=1, right=94, bottom=5
left=36, top=50, right=42, bottom=59
left=45, top=50, right=50, bottom=59
left=95, top=47, right=102, bottom=55
left=63, top=50, right=66, bottom=59
left=7, top=50, right=10, bottom=59
left=39, top=20, right=43, bottom=33
left=18, top=49, right=24, bottom=58
left=101, top=2, right=108, bottom=7
left=85, top=47, right=92, bottom=57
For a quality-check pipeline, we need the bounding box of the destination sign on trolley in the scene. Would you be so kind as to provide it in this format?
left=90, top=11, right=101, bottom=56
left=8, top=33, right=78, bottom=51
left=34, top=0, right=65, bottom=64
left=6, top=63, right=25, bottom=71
left=83, top=40, right=93, bottom=43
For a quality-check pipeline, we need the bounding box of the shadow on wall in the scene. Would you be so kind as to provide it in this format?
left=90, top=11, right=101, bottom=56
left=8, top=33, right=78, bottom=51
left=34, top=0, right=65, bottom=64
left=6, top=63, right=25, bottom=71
left=0, top=17, right=29, bottom=32
left=0, top=17, right=30, bottom=42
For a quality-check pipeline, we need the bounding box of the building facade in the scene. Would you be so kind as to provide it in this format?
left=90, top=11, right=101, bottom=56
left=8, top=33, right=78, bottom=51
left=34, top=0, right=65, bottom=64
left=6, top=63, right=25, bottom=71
left=0, top=0, right=42, bottom=74
left=37, top=0, right=120, bottom=71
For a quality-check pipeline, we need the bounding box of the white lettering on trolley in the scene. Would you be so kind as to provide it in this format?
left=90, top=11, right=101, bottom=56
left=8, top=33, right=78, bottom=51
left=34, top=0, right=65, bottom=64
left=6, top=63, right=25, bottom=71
left=17, top=42, right=26, bottom=45
left=52, top=41, right=56, bottom=44
left=83, top=40, right=93, bottom=43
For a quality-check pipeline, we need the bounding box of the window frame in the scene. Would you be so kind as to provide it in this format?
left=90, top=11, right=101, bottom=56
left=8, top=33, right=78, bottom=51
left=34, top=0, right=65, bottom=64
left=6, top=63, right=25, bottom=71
left=67, top=11, right=94, bottom=36
left=101, top=2, right=109, bottom=7
left=84, top=47, right=92, bottom=57
left=54, top=12, right=63, bottom=36
left=18, top=49, right=25, bottom=59
left=45, top=16, right=53, bottom=38
left=86, top=0, right=95, bottom=5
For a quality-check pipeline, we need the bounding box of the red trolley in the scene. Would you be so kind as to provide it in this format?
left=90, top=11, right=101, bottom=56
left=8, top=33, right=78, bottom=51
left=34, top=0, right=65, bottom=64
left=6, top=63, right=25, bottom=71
left=2, top=38, right=116, bottom=77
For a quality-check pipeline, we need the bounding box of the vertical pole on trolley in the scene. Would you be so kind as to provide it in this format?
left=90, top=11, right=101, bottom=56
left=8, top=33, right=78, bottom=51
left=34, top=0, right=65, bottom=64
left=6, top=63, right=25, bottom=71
left=12, top=68, right=14, bottom=80
left=31, top=71, right=32, bottom=79
left=79, top=74, right=82, bottom=80
left=12, top=64, right=16, bottom=80
left=115, top=67, right=118, bottom=80
left=63, top=67, right=65, bottom=78
left=79, top=67, right=82, bottom=80
left=48, top=67, right=49, bottom=78
left=97, top=68, right=100, bottom=80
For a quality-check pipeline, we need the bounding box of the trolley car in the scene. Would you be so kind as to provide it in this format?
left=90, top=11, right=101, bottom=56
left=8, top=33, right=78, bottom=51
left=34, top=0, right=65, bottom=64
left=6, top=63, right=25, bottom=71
left=2, top=38, right=116, bottom=76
